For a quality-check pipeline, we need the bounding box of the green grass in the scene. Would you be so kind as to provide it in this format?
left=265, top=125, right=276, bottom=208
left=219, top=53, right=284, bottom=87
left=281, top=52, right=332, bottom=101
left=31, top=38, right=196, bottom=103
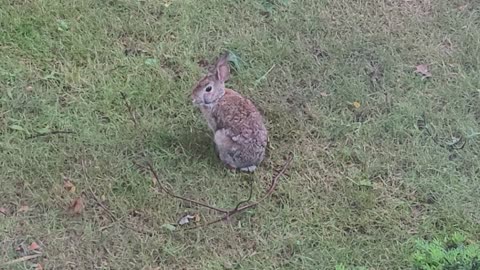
left=1, top=0, right=479, bottom=269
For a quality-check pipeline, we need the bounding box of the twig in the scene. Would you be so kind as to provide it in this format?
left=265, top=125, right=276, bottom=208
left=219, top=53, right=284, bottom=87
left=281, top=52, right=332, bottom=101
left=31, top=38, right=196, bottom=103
left=143, top=162, right=229, bottom=214
left=228, top=152, right=293, bottom=213
left=232, top=175, right=255, bottom=211
left=27, top=130, right=75, bottom=139
left=86, top=185, right=117, bottom=222
left=184, top=152, right=294, bottom=230
left=81, top=160, right=156, bottom=236
left=1, top=254, right=42, bottom=266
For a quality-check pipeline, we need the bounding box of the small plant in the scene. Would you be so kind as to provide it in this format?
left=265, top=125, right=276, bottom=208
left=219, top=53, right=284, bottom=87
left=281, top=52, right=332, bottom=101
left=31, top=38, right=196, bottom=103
left=412, top=232, right=480, bottom=270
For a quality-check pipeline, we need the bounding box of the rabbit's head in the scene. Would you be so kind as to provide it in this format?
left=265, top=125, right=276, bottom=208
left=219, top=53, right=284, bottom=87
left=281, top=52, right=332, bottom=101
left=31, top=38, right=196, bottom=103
left=191, top=53, right=230, bottom=106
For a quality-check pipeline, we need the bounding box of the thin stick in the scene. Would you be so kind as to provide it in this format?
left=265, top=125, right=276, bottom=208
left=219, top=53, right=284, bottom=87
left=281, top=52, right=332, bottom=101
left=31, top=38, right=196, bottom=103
left=87, top=185, right=117, bottom=222
left=88, top=188, right=156, bottom=236
left=232, top=175, right=255, bottom=211
left=184, top=152, right=293, bottom=230
left=1, top=254, right=42, bottom=266
left=233, top=152, right=293, bottom=212
left=81, top=161, right=156, bottom=236
left=145, top=162, right=229, bottom=213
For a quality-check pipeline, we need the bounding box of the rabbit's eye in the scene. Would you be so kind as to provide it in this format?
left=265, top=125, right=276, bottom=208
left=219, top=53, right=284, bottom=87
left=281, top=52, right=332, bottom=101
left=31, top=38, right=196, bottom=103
left=205, top=86, right=212, bottom=92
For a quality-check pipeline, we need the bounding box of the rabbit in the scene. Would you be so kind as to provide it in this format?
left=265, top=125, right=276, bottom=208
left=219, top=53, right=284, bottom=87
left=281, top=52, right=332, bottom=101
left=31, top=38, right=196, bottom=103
left=191, top=53, right=268, bottom=172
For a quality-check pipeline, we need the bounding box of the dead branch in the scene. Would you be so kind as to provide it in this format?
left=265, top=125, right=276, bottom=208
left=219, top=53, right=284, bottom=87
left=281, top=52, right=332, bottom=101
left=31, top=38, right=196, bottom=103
left=182, top=152, right=293, bottom=230
left=232, top=175, right=255, bottom=211
left=81, top=160, right=156, bottom=236
left=141, top=161, right=229, bottom=214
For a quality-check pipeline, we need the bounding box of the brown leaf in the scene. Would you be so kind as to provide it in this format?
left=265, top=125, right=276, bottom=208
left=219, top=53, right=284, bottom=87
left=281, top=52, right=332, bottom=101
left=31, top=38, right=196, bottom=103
left=193, top=213, right=201, bottom=223
left=415, top=64, right=432, bottom=79
left=353, top=101, right=361, bottom=108
left=28, top=242, right=40, bottom=251
left=63, top=178, right=76, bottom=193
left=34, top=264, right=44, bottom=270
left=18, top=205, right=30, bottom=213
left=68, top=196, right=85, bottom=215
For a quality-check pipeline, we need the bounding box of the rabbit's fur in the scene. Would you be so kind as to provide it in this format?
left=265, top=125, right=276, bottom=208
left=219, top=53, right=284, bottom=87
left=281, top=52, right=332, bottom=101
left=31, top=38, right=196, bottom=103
left=191, top=53, right=267, bottom=172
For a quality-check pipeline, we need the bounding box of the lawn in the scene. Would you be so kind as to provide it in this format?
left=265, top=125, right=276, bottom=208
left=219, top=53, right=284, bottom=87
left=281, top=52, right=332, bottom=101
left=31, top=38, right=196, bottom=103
left=1, top=0, right=479, bottom=269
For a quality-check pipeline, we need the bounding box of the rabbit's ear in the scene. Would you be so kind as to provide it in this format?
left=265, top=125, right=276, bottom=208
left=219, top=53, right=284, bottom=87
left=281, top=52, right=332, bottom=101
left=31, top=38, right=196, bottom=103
left=215, top=53, right=230, bottom=83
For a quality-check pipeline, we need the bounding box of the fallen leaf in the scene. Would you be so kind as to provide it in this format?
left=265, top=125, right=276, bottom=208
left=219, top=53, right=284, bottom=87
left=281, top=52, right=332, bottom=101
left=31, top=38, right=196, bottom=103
left=353, top=101, right=361, bottom=108
left=63, top=178, right=76, bottom=193
left=28, top=242, right=40, bottom=251
left=415, top=64, right=432, bottom=79
left=320, top=91, right=331, bottom=97
left=0, top=207, right=9, bottom=215
left=178, top=214, right=195, bottom=225
left=193, top=213, right=201, bottom=223
left=68, top=196, right=85, bottom=215
left=34, top=264, right=44, bottom=270
left=26, top=85, right=33, bottom=92
left=161, top=224, right=176, bottom=231
left=18, top=205, right=30, bottom=213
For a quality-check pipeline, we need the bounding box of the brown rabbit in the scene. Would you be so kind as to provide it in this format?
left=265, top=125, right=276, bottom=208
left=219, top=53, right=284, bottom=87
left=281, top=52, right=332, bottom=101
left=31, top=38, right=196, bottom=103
left=191, top=53, right=267, bottom=172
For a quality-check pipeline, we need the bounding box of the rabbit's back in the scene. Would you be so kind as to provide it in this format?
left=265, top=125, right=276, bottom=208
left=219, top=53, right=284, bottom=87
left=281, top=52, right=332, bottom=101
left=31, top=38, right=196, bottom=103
left=211, top=89, right=267, bottom=170
left=213, top=89, right=267, bottom=147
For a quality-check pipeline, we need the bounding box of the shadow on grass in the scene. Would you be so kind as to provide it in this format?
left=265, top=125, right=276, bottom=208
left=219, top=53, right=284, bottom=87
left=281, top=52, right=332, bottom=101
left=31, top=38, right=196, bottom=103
left=143, top=126, right=221, bottom=170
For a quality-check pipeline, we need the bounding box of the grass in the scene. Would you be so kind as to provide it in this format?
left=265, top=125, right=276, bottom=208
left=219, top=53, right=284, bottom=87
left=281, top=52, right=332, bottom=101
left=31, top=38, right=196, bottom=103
left=1, top=0, right=479, bottom=269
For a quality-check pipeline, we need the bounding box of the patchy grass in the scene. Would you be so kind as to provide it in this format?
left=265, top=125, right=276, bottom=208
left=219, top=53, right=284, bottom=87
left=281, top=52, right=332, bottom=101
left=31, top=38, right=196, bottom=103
left=1, top=0, right=479, bottom=269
